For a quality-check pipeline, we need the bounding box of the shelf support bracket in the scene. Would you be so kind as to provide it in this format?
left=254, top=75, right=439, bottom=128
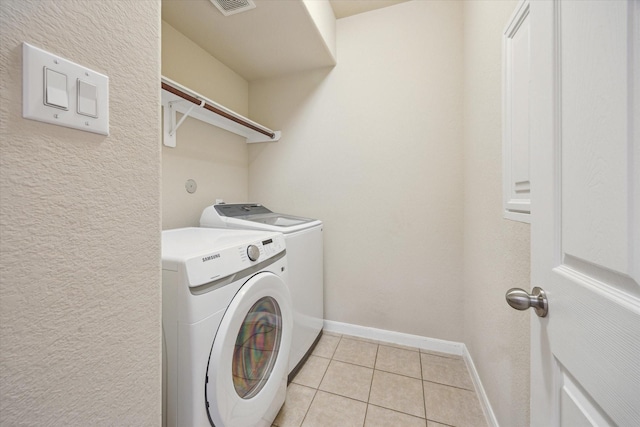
left=163, top=98, right=205, bottom=147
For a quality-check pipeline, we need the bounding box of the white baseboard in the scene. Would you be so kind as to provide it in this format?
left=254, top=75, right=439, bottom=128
left=323, top=319, right=464, bottom=356
left=462, top=345, right=499, bottom=427
left=323, top=320, right=498, bottom=427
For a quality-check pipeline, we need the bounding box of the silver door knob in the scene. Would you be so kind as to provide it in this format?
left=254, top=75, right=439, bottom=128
left=505, top=287, right=548, bottom=317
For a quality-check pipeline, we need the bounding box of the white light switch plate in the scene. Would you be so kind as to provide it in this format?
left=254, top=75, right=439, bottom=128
left=22, top=42, right=109, bottom=135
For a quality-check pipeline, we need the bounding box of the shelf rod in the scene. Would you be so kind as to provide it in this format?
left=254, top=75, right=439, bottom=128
left=161, top=82, right=275, bottom=139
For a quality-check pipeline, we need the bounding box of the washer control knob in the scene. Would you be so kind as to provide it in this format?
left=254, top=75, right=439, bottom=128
left=247, top=245, right=260, bottom=261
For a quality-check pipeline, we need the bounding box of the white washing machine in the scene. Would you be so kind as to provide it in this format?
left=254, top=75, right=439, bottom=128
left=162, top=227, right=292, bottom=427
left=200, top=204, right=323, bottom=378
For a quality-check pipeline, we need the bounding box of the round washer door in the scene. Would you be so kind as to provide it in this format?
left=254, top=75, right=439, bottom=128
left=206, top=271, right=292, bottom=427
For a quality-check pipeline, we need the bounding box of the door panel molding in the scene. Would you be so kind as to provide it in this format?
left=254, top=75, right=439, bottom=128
left=557, top=359, right=615, bottom=427
left=560, top=255, right=639, bottom=300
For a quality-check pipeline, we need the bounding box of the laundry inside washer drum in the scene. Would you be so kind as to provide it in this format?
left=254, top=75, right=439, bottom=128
left=232, top=296, right=283, bottom=399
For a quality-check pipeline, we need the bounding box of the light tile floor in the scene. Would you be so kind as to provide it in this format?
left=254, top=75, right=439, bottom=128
left=273, top=332, right=487, bottom=427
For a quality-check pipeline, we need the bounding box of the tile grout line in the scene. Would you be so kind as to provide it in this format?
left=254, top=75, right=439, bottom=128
left=319, top=389, right=372, bottom=404
left=323, top=356, right=375, bottom=370
left=423, top=378, right=476, bottom=392
left=419, top=348, right=427, bottom=422
left=309, top=387, right=429, bottom=423
left=297, top=334, right=342, bottom=427
left=373, top=366, right=422, bottom=381
left=418, top=350, right=463, bottom=360
left=297, top=387, right=318, bottom=427
left=366, top=403, right=440, bottom=423
left=314, top=388, right=433, bottom=421
left=362, top=342, right=380, bottom=426
left=331, top=334, right=343, bottom=359
left=316, top=334, right=341, bottom=389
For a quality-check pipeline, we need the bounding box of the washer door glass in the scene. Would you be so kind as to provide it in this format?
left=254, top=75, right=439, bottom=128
left=206, top=270, right=292, bottom=427
left=232, top=296, right=282, bottom=399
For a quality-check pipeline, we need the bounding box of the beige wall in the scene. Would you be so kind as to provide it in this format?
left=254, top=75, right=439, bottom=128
left=0, top=1, right=531, bottom=425
left=0, top=1, right=161, bottom=425
left=161, top=22, right=249, bottom=229
left=462, top=1, right=531, bottom=426
left=249, top=1, right=465, bottom=342
left=248, top=1, right=530, bottom=425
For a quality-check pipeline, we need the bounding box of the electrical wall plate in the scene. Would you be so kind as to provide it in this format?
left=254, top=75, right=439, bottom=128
left=22, top=42, right=109, bottom=135
left=185, top=179, right=197, bottom=194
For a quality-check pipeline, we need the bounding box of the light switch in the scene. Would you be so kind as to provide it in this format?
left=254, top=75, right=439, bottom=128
left=23, top=43, right=109, bottom=135
left=44, top=68, right=68, bottom=110
left=77, top=79, right=98, bottom=117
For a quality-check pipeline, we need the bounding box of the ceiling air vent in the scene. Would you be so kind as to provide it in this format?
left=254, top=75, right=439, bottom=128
left=209, top=0, right=256, bottom=16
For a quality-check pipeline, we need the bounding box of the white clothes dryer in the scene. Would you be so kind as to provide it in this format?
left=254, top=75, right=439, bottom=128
left=200, top=204, right=323, bottom=379
left=162, top=227, right=291, bottom=427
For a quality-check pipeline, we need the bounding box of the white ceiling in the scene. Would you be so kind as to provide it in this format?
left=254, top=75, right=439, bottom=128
left=329, top=0, right=409, bottom=19
left=162, top=0, right=409, bottom=81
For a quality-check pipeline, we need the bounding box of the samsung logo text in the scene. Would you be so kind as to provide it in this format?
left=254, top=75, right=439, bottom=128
left=202, top=254, right=221, bottom=262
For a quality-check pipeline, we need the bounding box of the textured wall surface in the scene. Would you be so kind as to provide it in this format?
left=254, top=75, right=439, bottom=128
left=0, top=1, right=161, bottom=425
left=161, top=22, right=249, bottom=230
left=249, top=1, right=465, bottom=341
left=462, top=1, right=531, bottom=425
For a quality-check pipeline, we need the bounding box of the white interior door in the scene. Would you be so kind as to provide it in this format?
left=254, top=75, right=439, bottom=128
left=529, top=1, right=640, bottom=426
